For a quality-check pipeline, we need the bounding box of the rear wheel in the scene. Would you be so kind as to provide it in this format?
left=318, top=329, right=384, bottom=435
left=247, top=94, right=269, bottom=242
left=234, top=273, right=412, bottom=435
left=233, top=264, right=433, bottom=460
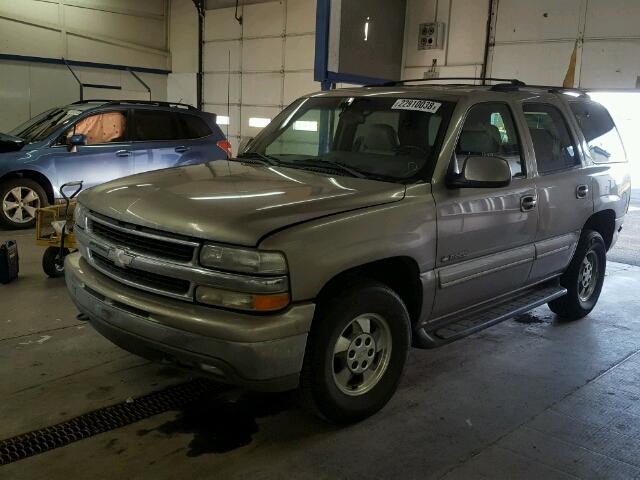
left=0, top=179, right=48, bottom=229
left=548, top=230, right=606, bottom=320
left=299, top=279, right=411, bottom=423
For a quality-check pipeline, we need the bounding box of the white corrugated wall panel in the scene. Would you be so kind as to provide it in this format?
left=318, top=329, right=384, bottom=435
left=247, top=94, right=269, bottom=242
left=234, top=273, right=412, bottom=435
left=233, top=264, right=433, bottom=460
left=0, top=0, right=169, bottom=129
left=580, top=41, right=640, bottom=88
left=489, top=0, right=640, bottom=88
left=242, top=1, right=285, bottom=37
left=204, top=73, right=242, bottom=104
left=204, top=8, right=243, bottom=40
left=0, top=0, right=169, bottom=69
left=62, top=5, right=166, bottom=50
left=203, top=0, right=318, bottom=152
left=0, top=18, right=63, bottom=58
left=490, top=42, right=576, bottom=85
left=242, top=73, right=282, bottom=105
left=584, top=0, right=640, bottom=38
left=286, top=0, right=316, bottom=33
left=283, top=71, right=317, bottom=104
left=493, top=0, right=582, bottom=42
left=242, top=38, right=283, bottom=72
left=0, top=63, right=31, bottom=133
left=204, top=40, right=242, bottom=71
left=285, top=35, right=315, bottom=70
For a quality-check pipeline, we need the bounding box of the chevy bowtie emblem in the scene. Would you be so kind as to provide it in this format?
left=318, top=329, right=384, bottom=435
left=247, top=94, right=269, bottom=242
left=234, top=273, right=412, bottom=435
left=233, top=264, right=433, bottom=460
left=108, top=247, right=135, bottom=268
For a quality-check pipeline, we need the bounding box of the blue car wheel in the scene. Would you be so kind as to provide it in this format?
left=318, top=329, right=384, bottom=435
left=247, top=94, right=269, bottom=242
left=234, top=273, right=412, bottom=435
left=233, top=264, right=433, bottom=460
left=0, top=178, right=48, bottom=229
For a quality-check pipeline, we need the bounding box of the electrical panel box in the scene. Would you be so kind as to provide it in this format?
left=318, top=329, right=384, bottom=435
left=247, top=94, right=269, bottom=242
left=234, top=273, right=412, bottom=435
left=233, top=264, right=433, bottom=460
left=418, top=22, right=445, bottom=50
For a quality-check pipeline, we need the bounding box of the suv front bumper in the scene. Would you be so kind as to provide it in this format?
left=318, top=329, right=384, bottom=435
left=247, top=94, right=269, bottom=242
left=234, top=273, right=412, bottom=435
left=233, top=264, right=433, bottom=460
left=65, top=253, right=315, bottom=391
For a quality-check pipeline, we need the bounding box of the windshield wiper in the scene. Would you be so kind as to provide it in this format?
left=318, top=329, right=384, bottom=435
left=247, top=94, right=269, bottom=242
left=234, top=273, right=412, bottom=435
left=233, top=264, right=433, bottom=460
left=235, top=152, right=280, bottom=166
left=294, top=158, right=367, bottom=178
left=18, top=109, right=64, bottom=140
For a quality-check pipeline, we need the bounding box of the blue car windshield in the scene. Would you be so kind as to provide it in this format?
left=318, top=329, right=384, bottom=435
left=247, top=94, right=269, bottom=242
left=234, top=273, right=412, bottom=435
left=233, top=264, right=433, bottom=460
left=9, top=108, right=83, bottom=143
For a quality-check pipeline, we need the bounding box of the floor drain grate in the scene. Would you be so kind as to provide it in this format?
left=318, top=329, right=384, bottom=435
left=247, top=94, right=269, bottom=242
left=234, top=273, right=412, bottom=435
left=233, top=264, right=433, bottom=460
left=0, top=378, right=221, bottom=466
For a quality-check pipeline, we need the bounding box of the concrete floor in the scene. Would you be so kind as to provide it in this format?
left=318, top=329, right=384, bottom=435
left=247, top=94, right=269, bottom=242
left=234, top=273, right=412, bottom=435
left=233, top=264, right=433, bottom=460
left=2, top=228, right=640, bottom=479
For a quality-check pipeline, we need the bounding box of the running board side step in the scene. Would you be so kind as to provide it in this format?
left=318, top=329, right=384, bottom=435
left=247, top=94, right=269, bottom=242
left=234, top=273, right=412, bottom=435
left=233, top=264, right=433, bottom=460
left=415, top=285, right=567, bottom=348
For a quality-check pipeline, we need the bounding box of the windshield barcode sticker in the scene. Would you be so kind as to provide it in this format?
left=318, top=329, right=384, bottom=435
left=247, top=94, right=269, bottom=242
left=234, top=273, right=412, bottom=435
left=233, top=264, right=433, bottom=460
left=391, top=99, right=441, bottom=113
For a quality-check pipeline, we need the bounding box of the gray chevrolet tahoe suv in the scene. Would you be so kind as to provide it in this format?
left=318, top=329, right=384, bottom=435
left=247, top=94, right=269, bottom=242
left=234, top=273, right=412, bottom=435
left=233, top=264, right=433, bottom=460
left=65, top=80, right=631, bottom=423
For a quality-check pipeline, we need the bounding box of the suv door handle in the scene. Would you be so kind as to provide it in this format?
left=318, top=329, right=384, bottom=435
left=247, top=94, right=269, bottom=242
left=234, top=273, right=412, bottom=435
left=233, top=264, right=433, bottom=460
left=175, top=146, right=190, bottom=153
left=520, top=195, right=537, bottom=212
left=116, top=150, right=131, bottom=157
left=576, top=184, right=589, bottom=199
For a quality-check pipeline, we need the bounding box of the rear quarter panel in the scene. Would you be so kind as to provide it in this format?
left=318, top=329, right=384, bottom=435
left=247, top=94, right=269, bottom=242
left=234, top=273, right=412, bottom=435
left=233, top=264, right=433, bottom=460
left=591, top=162, right=631, bottom=219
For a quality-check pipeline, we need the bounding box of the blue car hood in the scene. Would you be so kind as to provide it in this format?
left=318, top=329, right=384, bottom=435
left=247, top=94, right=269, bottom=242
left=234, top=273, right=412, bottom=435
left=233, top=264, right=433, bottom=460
left=0, top=133, right=25, bottom=153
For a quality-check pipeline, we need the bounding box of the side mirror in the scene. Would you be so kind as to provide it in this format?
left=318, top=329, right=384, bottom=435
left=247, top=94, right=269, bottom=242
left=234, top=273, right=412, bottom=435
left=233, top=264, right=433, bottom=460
left=238, top=136, right=254, bottom=154
left=69, top=134, right=87, bottom=146
left=448, top=155, right=512, bottom=188
left=67, top=134, right=86, bottom=152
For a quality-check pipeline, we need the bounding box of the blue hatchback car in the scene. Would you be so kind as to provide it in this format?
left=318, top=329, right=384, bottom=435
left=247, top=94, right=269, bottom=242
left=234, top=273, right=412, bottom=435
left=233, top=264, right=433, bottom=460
left=0, top=100, right=230, bottom=229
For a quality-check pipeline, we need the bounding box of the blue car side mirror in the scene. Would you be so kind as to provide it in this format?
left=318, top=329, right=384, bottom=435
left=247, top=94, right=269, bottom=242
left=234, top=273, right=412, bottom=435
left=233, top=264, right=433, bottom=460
left=69, top=134, right=87, bottom=146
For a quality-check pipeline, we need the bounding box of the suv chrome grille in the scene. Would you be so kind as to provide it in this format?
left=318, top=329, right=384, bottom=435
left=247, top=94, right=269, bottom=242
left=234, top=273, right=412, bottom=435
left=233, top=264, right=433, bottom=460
left=90, top=217, right=196, bottom=263
left=91, top=252, right=191, bottom=295
left=77, top=211, right=201, bottom=300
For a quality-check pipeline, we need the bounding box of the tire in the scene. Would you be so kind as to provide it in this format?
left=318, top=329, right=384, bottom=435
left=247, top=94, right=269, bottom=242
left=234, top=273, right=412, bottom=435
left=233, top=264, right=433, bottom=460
left=0, top=178, right=48, bottom=229
left=299, top=278, right=411, bottom=424
left=548, top=230, right=606, bottom=320
left=42, top=247, right=69, bottom=278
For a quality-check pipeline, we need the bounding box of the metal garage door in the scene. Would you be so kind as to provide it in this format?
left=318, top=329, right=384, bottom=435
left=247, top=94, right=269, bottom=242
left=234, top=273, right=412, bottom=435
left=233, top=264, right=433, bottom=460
left=203, top=0, right=317, bottom=151
left=487, top=0, right=640, bottom=88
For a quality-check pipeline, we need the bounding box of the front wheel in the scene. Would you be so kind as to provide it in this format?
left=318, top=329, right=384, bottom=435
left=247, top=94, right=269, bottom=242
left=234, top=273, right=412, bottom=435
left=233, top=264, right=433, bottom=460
left=0, top=179, right=48, bottom=229
left=299, top=279, right=411, bottom=423
left=548, top=230, right=606, bottom=320
left=42, top=247, right=69, bottom=278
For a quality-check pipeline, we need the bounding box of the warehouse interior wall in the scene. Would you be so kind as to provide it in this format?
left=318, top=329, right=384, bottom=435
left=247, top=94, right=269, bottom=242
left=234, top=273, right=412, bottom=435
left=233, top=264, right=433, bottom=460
left=488, top=0, right=640, bottom=89
left=168, top=0, right=198, bottom=108
left=0, top=0, right=170, bottom=133
left=401, top=0, right=487, bottom=81
left=199, top=0, right=318, bottom=152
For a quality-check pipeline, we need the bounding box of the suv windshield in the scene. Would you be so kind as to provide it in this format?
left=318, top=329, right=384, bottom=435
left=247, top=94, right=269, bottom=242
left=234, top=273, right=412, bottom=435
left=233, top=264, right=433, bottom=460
left=246, top=96, right=454, bottom=182
left=9, top=108, right=83, bottom=143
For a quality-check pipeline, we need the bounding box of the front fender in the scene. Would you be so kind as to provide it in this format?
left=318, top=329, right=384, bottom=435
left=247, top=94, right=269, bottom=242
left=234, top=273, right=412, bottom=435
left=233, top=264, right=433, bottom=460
left=259, top=183, right=438, bottom=302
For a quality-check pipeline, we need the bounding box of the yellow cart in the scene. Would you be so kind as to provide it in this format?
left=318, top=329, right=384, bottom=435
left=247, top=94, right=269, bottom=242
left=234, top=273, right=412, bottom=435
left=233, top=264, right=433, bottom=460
left=35, top=181, right=83, bottom=277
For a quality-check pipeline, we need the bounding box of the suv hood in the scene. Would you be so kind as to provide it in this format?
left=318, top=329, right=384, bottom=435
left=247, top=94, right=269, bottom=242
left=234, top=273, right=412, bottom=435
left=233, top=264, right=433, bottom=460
left=80, top=161, right=406, bottom=246
left=0, top=133, right=25, bottom=153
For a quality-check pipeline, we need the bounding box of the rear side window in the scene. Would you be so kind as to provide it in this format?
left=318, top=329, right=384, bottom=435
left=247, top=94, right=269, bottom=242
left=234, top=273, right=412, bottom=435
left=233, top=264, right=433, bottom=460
left=523, top=103, right=580, bottom=174
left=178, top=114, right=212, bottom=139
left=133, top=110, right=182, bottom=141
left=570, top=101, right=626, bottom=163
left=455, top=102, right=524, bottom=177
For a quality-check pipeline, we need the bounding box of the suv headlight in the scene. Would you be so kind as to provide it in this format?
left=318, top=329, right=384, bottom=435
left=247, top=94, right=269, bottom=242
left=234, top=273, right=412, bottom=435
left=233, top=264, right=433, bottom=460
left=200, top=244, right=287, bottom=274
left=198, top=243, right=289, bottom=311
left=75, top=203, right=88, bottom=229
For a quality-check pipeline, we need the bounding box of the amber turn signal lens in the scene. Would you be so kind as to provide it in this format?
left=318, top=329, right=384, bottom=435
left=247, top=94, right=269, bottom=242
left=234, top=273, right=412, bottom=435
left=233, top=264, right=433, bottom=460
left=253, top=293, right=290, bottom=312
left=196, top=286, right=290, bottom=312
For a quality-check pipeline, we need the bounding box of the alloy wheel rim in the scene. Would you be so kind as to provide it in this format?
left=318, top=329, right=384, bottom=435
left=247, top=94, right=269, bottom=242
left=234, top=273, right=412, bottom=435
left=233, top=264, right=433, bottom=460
left=578, top=250, right=598, bottom=302
left=332, top=313, right=392, bottom=396
left=2, top=186, right=41, bottom=223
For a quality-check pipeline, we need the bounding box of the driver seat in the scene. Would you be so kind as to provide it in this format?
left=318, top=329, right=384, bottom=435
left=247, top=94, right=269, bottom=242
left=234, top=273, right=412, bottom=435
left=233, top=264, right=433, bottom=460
left=358, top=124, right=399, bottom=155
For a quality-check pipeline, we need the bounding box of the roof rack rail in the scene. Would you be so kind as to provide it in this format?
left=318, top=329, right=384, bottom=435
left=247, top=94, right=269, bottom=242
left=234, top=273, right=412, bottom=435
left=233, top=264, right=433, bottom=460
left=71, top=99, right=197, bottom=110
left=373, top=77, right=526, bottom=87
left=525, top=85, right=589, bottom=98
